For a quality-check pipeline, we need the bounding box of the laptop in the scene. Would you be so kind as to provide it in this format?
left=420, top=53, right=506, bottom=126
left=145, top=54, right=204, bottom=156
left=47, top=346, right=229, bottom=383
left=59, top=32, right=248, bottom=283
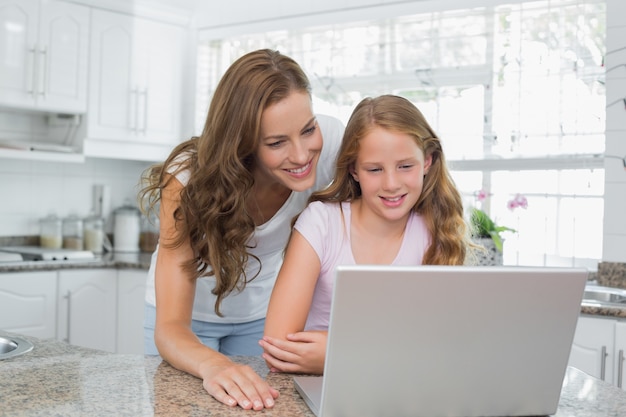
left=293, top=265, right=588, bottom=417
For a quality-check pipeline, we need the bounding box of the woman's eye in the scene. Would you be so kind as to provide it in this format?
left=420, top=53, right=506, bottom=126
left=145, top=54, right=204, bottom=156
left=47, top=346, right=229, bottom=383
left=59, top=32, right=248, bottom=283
left=267, top=140, right=285, bottom=148
left=303, top=125, right=317, bottom=136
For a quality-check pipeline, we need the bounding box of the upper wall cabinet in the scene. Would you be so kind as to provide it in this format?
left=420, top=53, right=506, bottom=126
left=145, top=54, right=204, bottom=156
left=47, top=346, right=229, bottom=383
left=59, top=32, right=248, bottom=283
left=84, top=9, right=185, bottom=161
left=0, top=0, right=89, bottom=113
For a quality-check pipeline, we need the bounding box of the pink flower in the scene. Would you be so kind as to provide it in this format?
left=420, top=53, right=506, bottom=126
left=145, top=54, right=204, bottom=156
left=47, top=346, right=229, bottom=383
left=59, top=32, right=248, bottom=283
left=476, top=189, right=489, bottom=202
left=507, top=194, right=528, bottom=211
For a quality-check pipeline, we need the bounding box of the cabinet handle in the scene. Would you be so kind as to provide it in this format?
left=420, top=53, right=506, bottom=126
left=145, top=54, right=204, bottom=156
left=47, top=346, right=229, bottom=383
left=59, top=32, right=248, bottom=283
left=142, top=88, right=148, bottom=134
left=27, top=46, right=37, bottom=95
left=38, top=47, right=47, bottom=97
left=64, top=290, right=72, bottom=343
left=601, top=345, right=607, bottom=381
left=619, top=350, right=624, bottom=389
left=130, top=88, right=138, bottom=132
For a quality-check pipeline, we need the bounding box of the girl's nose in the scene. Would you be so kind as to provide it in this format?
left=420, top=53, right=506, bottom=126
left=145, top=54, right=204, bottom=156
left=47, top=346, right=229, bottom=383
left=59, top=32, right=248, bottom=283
left=382, top=171, right=400, bottom=190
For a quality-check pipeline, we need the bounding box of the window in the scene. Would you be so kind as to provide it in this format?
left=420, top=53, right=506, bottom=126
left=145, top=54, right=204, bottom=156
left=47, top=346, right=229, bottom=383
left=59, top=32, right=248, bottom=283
left=195, top=0, right=606, bottom=269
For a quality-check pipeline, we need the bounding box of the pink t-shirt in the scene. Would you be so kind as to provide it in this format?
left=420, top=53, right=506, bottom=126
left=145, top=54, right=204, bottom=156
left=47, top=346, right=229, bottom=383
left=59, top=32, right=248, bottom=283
left=294, top=201, right=431, bottom=331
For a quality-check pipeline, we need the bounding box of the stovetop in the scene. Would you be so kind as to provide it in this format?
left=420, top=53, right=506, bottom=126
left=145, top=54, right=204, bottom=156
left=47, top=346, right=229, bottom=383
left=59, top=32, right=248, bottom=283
left=0, top=246, right=95, bottom=262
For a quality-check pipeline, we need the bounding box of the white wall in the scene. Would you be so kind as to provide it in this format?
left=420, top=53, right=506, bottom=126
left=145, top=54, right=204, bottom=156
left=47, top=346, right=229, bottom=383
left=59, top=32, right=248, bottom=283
left=602, top=0, right=626, bottom=262
left=0, top=157, right=150, bottom=237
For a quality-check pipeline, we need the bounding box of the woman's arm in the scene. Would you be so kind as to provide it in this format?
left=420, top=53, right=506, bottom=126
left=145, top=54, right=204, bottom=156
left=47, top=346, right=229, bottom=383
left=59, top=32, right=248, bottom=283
left=261, top=230, right=327, bottom=374
left=154, top=176, right=278, bottom=410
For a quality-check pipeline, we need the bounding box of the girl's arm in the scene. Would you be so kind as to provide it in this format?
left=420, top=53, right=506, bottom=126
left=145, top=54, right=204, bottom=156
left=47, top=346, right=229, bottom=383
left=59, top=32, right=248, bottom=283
left=261, top=230, right=326, bottom=374
left=154, top=175, right=278, bottom=410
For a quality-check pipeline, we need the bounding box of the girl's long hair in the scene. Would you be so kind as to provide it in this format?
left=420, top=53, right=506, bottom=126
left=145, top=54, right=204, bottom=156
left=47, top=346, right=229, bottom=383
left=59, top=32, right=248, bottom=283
left=139, top=49, right=312, bottom=316
left=310, top=95, right=469, bottom=265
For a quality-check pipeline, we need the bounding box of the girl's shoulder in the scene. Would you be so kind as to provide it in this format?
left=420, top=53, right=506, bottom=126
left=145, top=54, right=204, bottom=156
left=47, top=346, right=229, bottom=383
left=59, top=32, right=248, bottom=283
left=302, top=200, right=343, bottom=216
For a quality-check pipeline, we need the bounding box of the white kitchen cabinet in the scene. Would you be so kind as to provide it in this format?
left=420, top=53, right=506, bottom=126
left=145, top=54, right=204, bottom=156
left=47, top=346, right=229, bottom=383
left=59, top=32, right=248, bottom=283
left=569, top=315, right=616, bottom=383
left=569, top=315, right=626, bottom=390
left=116, top=269, right=147, bottom=354
left=0, top=271, right=57, bottom=338
left=0, top=0, right=89, bottom=113
left=614, top=322, right=626, bottom=389
left=57, top=269, right=117, bottom=353
left=85, top=9, right=185, bottom=161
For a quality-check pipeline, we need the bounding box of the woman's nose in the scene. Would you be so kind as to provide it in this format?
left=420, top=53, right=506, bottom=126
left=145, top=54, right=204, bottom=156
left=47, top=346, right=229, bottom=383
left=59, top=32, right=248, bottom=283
left=289, top=140, right=309, bottom=165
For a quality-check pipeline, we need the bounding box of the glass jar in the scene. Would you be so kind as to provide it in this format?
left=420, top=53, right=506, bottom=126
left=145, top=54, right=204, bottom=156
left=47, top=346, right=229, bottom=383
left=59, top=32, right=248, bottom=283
left=140, top=211, right=159, bottom=253
left=113, top=201, right=141, bottom=252
left=39, top=214, right=62, bottom=249
left=62, top=214, right=84, bottom=250
left=84, top=214, right=104, bottom=254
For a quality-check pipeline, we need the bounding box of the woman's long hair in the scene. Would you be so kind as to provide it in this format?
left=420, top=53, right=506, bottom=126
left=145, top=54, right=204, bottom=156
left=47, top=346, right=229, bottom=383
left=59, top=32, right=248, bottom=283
left=139, top=49, right=312, bottom=316
left=310, top=95, right=469, bottom=265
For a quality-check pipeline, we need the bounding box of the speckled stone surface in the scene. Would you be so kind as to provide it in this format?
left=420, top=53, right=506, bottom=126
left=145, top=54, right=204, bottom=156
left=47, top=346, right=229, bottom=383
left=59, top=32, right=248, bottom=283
left=0, top=251, right=152, bottom=273
left=598, top=262, right=626, bottom=289
left=2, top=332, right=626, bottom=417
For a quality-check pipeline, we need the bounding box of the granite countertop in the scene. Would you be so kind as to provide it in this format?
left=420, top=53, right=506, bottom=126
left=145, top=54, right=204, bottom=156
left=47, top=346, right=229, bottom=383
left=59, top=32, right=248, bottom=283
left=2, top=332, right=626, bottom=417
left=0, top=251, right=153, bottom=273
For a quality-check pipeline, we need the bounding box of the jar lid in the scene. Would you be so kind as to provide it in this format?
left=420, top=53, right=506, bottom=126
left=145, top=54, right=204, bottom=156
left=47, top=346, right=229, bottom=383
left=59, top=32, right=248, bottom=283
left=114, top=200, right=140, bottom=216
left=40, top=213, right=60, bottom=223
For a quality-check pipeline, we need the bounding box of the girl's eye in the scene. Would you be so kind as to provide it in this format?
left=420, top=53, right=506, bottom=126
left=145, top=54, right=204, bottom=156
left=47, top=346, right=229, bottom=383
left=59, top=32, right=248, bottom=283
left=399, top=164, right=414, bottom=169
left=367, top=167, right=382, bottom=173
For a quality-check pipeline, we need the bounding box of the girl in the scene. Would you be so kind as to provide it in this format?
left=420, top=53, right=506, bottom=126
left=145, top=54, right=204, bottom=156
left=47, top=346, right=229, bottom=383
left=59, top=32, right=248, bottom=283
left=139, top=49, right=344, bottom=410
left=261, top=95, right=470, bottom=375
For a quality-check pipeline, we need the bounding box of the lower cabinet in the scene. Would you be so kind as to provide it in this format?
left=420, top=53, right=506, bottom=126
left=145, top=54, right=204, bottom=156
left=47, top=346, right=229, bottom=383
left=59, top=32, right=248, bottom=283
left=116, top=269, right=147, bottom=354
left=0, top=271, right=57, bottom=338
left=58, top=269, right=117, bottom=353
left=0, top=268, right=146, bottom=354
left=569, top=315, right=626, bottom=389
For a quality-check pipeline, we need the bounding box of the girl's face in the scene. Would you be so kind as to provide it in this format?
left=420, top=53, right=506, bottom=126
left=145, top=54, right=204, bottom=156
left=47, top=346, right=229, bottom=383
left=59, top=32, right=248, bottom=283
left=351, top=126, right=432, bottom=222
left=254, top=91, right=323, bottom=192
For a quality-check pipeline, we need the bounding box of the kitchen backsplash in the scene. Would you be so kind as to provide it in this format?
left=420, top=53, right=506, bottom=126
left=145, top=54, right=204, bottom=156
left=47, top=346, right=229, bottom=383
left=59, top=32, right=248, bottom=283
left=597, top=262, right=626, bottom=289
left=0, top=157, right=152, bottom=237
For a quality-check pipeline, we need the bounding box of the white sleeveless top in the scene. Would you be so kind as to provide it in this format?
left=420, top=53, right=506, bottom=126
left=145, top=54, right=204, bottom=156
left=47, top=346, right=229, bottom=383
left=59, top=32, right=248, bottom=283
left=144, top=115, right=344, bottom=323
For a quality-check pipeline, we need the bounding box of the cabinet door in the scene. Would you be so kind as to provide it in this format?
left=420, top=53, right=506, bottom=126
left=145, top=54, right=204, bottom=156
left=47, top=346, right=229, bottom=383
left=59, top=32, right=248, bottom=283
left=0, top=271, right=57, bottom=338
left=569, top=315, right=615, bottom=382
left=134, top=18, right=183, bottom=144
left=615, top=322, right=626, bottom=390
left=37, top=0, right=89, bottom=113
left=0, top=0, right=38, bottom=109
left=58, top=269, right=117, bottom=353
left=116, top=269, right=147, bottom=354
left=88, top=9, right=135, bottom=141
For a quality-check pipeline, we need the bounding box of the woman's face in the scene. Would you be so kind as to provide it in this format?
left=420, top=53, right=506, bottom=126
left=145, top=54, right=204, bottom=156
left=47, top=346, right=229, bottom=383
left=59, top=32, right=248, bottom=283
left=254, top=91, right=323, bottom=192
left=351, top=126, right=432, bottom=223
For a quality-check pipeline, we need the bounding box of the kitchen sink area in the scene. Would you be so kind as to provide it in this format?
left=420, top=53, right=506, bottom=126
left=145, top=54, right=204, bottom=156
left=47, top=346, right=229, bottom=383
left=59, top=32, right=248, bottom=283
left=582, top=284, right=626, bottom=306
left=0, top=334, right=34, bottom=360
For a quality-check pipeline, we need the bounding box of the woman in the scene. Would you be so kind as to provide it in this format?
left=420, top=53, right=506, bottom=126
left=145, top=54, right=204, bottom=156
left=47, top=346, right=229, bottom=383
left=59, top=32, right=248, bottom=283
left=139, top=49, right=343, bottom=410
left=261, top=95, right=470, bottom=374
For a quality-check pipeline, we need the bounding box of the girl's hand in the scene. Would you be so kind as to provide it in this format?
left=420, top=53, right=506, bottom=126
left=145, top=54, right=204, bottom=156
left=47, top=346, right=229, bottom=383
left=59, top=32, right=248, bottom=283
left=259, top=331, right=327, bottom=375
left=199, top=357, right=280, bottom=410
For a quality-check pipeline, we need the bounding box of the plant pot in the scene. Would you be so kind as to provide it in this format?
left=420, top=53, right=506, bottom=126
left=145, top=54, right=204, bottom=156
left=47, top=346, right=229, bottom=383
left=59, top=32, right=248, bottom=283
left=472, top=237, right=503, bottom=266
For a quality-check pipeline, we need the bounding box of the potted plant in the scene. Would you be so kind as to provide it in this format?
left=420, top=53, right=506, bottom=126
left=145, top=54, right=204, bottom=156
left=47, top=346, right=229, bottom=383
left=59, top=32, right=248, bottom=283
left=469, top=207, right=516, bottom=253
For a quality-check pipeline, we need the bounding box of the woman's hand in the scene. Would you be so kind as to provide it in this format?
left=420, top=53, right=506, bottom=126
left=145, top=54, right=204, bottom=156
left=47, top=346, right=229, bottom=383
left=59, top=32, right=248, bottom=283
left=259, top=330, right=327, bottom=375
left=199, top=356, right=280, bottom=410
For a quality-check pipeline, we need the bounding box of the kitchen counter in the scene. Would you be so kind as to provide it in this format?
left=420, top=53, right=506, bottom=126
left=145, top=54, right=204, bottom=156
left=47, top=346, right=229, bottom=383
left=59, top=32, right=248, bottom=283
left=2, top=332, right=626, bottom=417
left=0, top=251, right=153, bottom=273
left=3, top=257, right=626, bottom=319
